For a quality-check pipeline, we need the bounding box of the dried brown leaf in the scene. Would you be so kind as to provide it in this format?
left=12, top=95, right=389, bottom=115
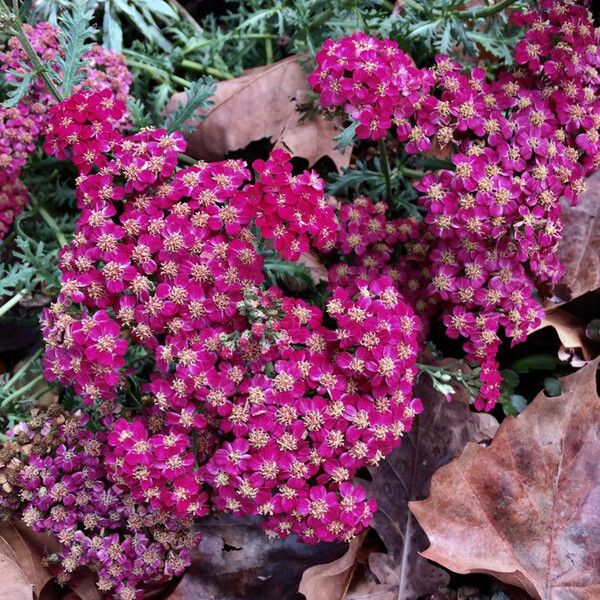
left=0, top=522, right=53, bottom=598
left=167, top=516, right=347, bottom=600
left=299, top=534, right=364, bottom=600
left=167, top=56, right=351, bottom=171
left=0, top=555, right=33, bottom=600
left=347, top=371, right=499, bottom=600
left=410, top=359, right=600, bottom=600
left=534, top=307, right=596, bottom=361
left=0, top=522, right=99, bottom=600
left=297, top=251, right=328, bottom=285
left=555, top=173, right=600, bottom=302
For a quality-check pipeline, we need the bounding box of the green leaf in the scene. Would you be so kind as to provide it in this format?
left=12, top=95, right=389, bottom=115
left=103, top=1, right=123, bottom=51
left=0, top=263, right=36, bottom=296
left=165, top=77, right=215, bottom=134
left=53, top=1, right=96, bottom=95
left=127, top=97, right=151, bottom=130
left=511, top=353, right=559, bottom=374
left=333, top=120, right=359, bottom=151
left=502, top=394, right=528, bottom=416
left=112, top=0, right=173, bottom=51
left=543, top=377, right=562, bottom=398
left=438, top=20, right=452, bottom=54
left=2, top=70, right=35, bottom=109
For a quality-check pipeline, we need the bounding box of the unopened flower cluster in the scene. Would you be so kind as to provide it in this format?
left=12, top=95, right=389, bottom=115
left=0, top=22, right=131, bottom=238
left=310, top=0, right=600, bottom=409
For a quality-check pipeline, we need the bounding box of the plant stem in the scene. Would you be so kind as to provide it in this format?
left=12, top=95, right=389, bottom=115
left=2, top=0, right=62, bottom=101
left=401, top=0, right=423, bottom=11
left=1, top=348, right=42, bottom=392
left=378, top=139, right=393, bottom=201
left=183, top=33, right=279, bottom=56
left=400, top=166, right=426, bottom=178
left=167, top=0, right=204, bottom=35
left=37, top=206, right=68, bottom=247
left=179, top=59, right=233, bottom=80
left=1, top=374, right=44, bottom=408
left=0, top=291, right=24, bottom=319
left=381, top=0, right=395, bottom=10
left=123, top=54, right=191, bottom=88
left=264, top=37, right=274, bottom=65
left=461, top=0, right=519, bottom=19
left=178, top=152, right=197, bottom=165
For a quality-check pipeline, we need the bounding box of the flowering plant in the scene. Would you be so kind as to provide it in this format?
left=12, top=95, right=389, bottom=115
left=0, top=0, right=598, bottom=598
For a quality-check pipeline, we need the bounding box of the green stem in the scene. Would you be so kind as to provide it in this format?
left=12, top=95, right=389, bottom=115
left=401, top=0, right=423, bottom=11
left=0, top=291, right=24, bottom=319
left=183, top=33, right=279, bottom=56
left=179, top=59, right=233, bottom=80
left=167, top=0, right=204, bottom=35
left=461, top=0, right=519, bottom=19
left=264, top=37, right=274, bottom=65
left=1, top=374, right=43, bottom=408
left=2, top=0, right=62, bottom=101
left=124, top=54, right=191, bottom=88
left=400, top=166, right=426, bottom=178
left=378, top=139, right=392, bottom=202
left=1, top=348, right=42, bottom=391
left=178, top=152, right=197, bottom=165
left=37, top=206, right=68, bottom=247
left=381, top=0, right=395, bottom=10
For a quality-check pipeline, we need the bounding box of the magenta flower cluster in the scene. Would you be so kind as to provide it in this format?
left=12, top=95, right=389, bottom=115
left=14, top=86, right=425, bottom=595
left=310, top=0, right=600, bottom=409
left=0, top=22, right=131, bottom=238
left=9, top=411, right=197, bottom=600
left=309, top=32, right=434, bottom=143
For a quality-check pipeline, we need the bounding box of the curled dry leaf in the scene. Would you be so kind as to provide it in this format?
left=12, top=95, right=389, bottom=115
left=410, top=359, right=600, bottom=600
left=299, top=534, right=364, bottom=600
left=0, top=522, right=99, bottom=600
left=534, top=307, right=597, bottom=363
left=167, top=516, right=347, bottom=600
left=554, top=172, right=600, bottom=303
left=167, top=56, right=351, bottom=171
left=346, top=370, right=499, bottom=600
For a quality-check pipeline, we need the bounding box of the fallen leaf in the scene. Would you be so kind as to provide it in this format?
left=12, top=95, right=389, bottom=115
left=297, top=251, right=328, bottom=285
left=410, top=359, right=600, bottom=600
left=0, top=556, right=33, bottom=600
left=346, top=369, right=499, bottom=600
left=0, top=522, right=99, bottom=600
left=0, top=522, right=53, bottom=599
left=534, top=307, right=596, bottom=361
left=167, top=516, right=347, bottom=600
left=554, top=172, right=600, bottom=302
left=299, top=534, right=364, bottom=600
left=167, top=56, right=351, bottom=171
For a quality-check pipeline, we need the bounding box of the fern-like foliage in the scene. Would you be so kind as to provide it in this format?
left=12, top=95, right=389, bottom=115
left=0, top=263, right=36, bottom=297
left=13, top=237, right=60, bottom=293
left=2, top=69, right=34, bottom=109
left=165, top=76, right=215, bottom=134
left=127, top=97, right=152, bottom=130
left=51, top=0, right=96, bottom=96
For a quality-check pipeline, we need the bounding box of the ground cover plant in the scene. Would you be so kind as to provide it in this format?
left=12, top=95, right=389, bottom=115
left=0, top=0, right=598, bottom=599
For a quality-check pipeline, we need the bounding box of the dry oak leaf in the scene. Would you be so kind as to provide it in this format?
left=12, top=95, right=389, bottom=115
left=0, top=521, right=99, bottom=600
left=167, top=516, right=347, bottom=600
left=534, top=307, right=597, bottom=362
left=299, top=534, right=364, bottom=600
left=346, top=371, right=499, bottom=600
left=168, top=56, right=351, bottom=171
left=554, top=172, right=600, bottom=303
left=410, top=359, right=600, bottom=600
